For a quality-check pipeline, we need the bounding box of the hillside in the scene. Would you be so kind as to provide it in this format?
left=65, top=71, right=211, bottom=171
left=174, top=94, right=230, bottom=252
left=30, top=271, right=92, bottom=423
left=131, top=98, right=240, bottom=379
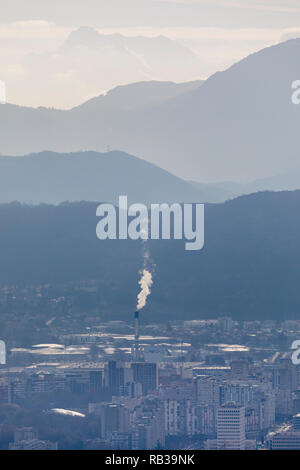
left=0, top=150, right=203, bottom=205
left=1, top=39, right=300, bottom=183
left=1, top=191, right=300, bottom=321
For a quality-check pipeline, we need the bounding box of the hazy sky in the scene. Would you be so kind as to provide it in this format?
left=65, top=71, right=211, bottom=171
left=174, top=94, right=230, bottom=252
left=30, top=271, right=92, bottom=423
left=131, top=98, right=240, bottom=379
left=1, top=0, right=300, bottom=108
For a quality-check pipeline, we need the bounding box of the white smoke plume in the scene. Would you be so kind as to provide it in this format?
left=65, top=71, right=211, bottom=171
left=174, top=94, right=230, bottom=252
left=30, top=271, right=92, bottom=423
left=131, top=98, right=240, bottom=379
left=136, top=268, right=153, bottom=311
left=136, top=217, right=154, bottom=311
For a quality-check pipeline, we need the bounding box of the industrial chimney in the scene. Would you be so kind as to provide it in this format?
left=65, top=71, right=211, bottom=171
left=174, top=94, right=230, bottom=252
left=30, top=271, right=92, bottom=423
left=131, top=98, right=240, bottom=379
left=132, top=311, right=142, bottom=361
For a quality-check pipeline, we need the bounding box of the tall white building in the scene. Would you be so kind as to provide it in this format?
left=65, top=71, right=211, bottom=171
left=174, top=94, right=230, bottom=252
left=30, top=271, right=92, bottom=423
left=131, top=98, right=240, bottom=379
left=163, top=399, right=196, bottom=436
left=217, top=403, right=245, bottom=450
left=196, top=375, right=220, bottom=406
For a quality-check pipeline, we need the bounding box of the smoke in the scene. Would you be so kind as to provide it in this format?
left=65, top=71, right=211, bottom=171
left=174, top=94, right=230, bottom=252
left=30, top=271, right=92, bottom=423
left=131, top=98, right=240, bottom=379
left=136, top=268, right=153, bottom=311
left=136, top=218, right=154, bottom=311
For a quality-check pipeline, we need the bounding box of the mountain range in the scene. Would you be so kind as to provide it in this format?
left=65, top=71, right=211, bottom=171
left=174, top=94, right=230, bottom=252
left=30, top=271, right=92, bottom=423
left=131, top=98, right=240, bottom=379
left=0, top=150, right=204, bottom=205
left=1, top=190, right=300, bottom=321
left=5, top=26, right=205, bottom=109
left=2, top=148, right=300, bottom=205
left=191, top=169, right=300, bottom=203
left=1, top=38, right=300, bottom=184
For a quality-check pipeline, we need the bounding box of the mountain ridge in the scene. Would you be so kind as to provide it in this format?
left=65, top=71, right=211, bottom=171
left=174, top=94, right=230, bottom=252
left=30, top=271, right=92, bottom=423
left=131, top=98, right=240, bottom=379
left=1, top=190, right=300, bottom=321
left=0, top=150, right=204, bottom=205
left=1, top=38, right=300, bottom=182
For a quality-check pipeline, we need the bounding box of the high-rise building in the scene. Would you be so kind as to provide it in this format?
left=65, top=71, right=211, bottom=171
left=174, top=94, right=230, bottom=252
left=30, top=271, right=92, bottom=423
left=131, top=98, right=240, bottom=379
left=220, top=382, right=253, bottom=407
left=258, top=393, right=276, bottom=432
left=293, top=413, right=300, bottom=430
left=14, top=427, right=37, bottom=443
left=217, top=403, right=245, bottom=450
left=273, top=358, right=298, bottom=416
left=131, top=363, right=158, bottom=395
left=131, top=414, right=165, bottom=450
left=164, top=399, right=180, bottom=436
left=195, top=404, right=216, bottom=435
left=266, top=414, right=300, bottom=449
left=106, top=361, right=128, bottom=396
left=107, top=361, right=119, bottom=395
left=98, top=404, right=130, bottom=439
left=163, top=398, right=196, bottom=437
left=266, top=429, right=300, bottom=450
left=89, top=370, right=103, bottom=393
left=10, top=427, right=57, bottom=450
left=195, top=375, right=220, bottom=407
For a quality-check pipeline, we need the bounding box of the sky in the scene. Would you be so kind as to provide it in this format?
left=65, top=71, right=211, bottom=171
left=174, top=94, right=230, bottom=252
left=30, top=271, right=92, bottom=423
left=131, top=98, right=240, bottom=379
left=1, top=0, right=300, bottom=108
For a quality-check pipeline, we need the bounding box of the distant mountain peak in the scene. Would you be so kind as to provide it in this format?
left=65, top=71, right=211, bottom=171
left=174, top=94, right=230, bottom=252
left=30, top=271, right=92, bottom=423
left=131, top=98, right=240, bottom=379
left=63, top=26, right=172, bottom=49
left=64, top=26, right=103, bottom=47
